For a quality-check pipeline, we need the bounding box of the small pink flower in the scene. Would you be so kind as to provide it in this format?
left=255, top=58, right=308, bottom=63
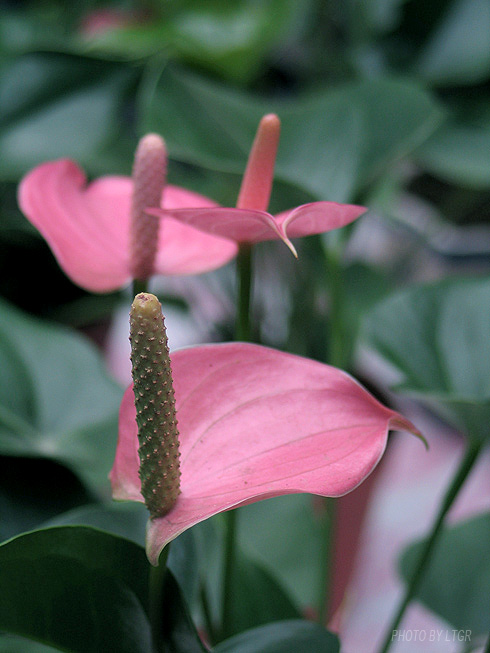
left=110, top=341, right=421, bottom=565
left=148, top=114, right=367, bottom=255
left=18, top=135, right=238, bottom=293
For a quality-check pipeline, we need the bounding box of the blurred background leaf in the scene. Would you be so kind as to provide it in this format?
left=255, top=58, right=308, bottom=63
left=141, top=64, right=443, bottom=203
left=362, top=275, right=490, bottom=442
left=0, top=298, right=123, bottom=494
left=400, top=512, right=490, bottom=635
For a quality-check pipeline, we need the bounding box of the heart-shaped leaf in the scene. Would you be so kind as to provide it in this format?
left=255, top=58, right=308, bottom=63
left=415, top=120, right=490, bottom=189
left=141, top=65, right=443, bottom=203
left=363, top=276, right=490, bottom=442
left=0, top=526, right=205, bottom=653
left=0, top=526, right=151, bottom=652
left=0, top=52, right=137, bottom=180
left=0, top=298, right=123, bottom=493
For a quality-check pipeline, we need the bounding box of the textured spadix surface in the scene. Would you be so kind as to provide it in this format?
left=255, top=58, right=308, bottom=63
left=18, top=160, right=237, bottom=292
left=130, top=293, right=181, bottom=518
left=110, top=342, right=421, bottom=565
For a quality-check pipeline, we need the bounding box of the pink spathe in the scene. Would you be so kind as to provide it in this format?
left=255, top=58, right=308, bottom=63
left=110, top=342, right=421, bottom=565
left=148, top=201, right=367, bottom=256
left=18, top=159, right=238, bottom=293
left=147, top=114, right=366, bottom=256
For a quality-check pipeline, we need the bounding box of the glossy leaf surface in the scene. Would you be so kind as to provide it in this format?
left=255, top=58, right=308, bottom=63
left=363, top=276, right=490, bottom=441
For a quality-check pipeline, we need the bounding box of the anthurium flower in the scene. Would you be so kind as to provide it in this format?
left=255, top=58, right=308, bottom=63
left=147, top=114, right=367, bottom=255
left=18, top=135, right=238, bottom=293
left=111, top=295, right=422, bottom=565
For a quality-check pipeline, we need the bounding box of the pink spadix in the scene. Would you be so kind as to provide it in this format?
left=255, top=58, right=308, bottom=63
left=148, top=114, right=367, bottom=256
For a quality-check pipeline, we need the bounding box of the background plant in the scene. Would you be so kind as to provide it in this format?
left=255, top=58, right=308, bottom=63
left=0, top=1, right=489, bottom=651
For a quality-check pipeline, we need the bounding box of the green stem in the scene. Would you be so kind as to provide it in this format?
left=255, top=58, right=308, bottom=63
left=317, top=498, right=335, bottom=625
left=221, top=508, right=238, bottom=639
left=200, top=580, right=217, bottom=645
left=378, top=439, right=483, bottom=653
left=133, top=278, right=149, bottom=296
left=322, top=236, right=346, bottom=370
left=149, top=546, right=170, bottom=653
left=235, top=244, right=253, bottom=342
left=220, top=244, right=254, bottom=640
left=316, top=235, right=347, bottom=625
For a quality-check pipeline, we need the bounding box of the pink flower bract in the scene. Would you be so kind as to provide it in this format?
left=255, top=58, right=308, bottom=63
left=110, top=342, right=421, bottom=565
left=18, top=159, right=238, bottom=293
left=147, top=202, right=366, bottom=256
left=147, top=113, right=366, bottom=254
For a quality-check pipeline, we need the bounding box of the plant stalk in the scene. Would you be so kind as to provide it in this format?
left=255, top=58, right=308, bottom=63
left=317, top=497, right=336, bottom=625
left=133, top=278, right=149, bottom=296
left=235, top=244, right=253, bottom=342
left=220, top=243, right=254, bottom=639
left=378, top=439, right=483, bottom=653
left=149, top=545, right=170, bottom=653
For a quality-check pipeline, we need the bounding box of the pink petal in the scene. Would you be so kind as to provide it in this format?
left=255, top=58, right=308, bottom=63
left=149, top=201, right=366, bottom=254
left=147, top=207, right=284, bottom=244
left=18, top=162, right=238, bottom=291
left=277, top=202, right=367, bottom=239
left=18, top=160, right=132, bottom=292
left=110, top=343, right=421, bottom=565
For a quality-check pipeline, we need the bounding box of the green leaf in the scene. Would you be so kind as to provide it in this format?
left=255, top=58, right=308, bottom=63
left=415, top=0, right=490, bottom=86
left=42, top=502, right=148, bottom=547
left=0, top=457, right=92, bottom=542
left=84, top=0, right=296, bottom=84
left=43, top=502, right=200, bottom=608
left=0, top=526, right=152, bottom=652
left=415, top=120, right=490, bottom=189
left=140, top=65, right=443, bottom=203
left=159, top=569, right=207, bottom=653
left=0, top=52, right=138, bottom=180
left=362, top=275, right=490, bottom=441
left=0, top=298, right=123, bottom=493
left=0, top=526, right=205, bottom=653
left=238, top=495, right=324, bottom=609
left=223, top=553, right=301, bottom=640
left=214, top=620, right=340, bottom=653
left=190, top=516, right=301, bottom=641
left=0, top=634, right=59, bottom=652
left=400, top=513, right=490, bottom=634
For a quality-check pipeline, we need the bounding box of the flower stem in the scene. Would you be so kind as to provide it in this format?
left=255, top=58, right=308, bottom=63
left=322, top=234, right=347, bottom=370
left=317, top=498, right=335, bottom=625
left=133, top=278, right=149, bottom=296
left=316, top=234, right=347, bottom=626
left=235, top=244, right=253, bottom=342
left=220, top=243, right=254, bottom=640
left=378, top=439, right=483, bottom=653
left=149, top=545, right=170, bottom=653
left=200, top=580, right=217, bottom=645
left=221, top=507, right=238, bottom=640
